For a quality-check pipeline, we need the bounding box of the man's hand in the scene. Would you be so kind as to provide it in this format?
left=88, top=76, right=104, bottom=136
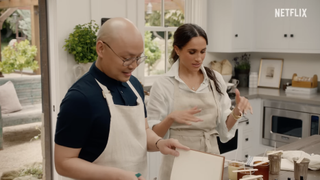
left=169, top=107, right=203, bottom=125
left=157, top=138, right=190, bottom=156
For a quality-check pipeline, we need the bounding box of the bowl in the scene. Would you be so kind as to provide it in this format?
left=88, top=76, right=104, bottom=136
left=222, top=74, right=232, bottom=83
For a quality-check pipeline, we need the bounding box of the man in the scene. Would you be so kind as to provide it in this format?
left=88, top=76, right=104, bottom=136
left=54, top=17, right=189, bottom=180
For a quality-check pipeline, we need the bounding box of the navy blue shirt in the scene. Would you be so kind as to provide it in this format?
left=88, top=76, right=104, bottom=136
left=55, top=62, right=146, bottom=162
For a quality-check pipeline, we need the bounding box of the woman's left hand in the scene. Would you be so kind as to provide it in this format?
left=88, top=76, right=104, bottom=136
left=234, top=89, right=253, bottom=116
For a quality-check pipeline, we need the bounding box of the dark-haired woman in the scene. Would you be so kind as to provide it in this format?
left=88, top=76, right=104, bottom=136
left=147, top=23, right=252, bottom=180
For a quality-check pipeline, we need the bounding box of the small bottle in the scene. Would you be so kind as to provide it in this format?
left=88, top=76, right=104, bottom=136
left=249, top=72, right=258, bottom=88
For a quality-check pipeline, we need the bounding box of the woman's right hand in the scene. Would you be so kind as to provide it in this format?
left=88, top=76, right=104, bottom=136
left=169, top=106, right=203, bottom=125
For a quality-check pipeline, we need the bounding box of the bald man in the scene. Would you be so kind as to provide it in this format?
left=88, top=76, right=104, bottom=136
left=54, top=18, right=189, bottom=180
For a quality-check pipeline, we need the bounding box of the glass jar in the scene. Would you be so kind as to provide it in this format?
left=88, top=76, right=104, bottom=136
left=253, top=161, right=269, bottom=180
left=268, top=152, right=282, bottom=175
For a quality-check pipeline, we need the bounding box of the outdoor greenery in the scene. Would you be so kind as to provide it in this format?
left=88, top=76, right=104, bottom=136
left=233, top=53, right=251, bottom=70
left=144, top=31, right=161, bottom=75
left=0, top=40, right=38, bottom=73
left=63, top=20, right=99, bottom=63
left=144, top=10, right=184, bottom=74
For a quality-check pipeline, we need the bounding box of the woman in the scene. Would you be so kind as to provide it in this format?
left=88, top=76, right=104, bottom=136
left=147, top=23, right=252, bottom=180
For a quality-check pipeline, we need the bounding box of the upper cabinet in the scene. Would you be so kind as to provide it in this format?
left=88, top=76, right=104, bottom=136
left=207, top=0, right=254, bottom=53
left=254, top=0, right=320, bottom=53
left=207, top=0, right=320, bottom=53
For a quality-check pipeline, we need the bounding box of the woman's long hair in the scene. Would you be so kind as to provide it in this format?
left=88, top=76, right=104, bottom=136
left=170, top=23, right=223, bottom=95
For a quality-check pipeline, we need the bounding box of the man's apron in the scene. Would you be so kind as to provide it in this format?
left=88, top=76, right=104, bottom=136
left=158, top=80, right=220, bottom=180
left=62, top=79, right=147, bottom=179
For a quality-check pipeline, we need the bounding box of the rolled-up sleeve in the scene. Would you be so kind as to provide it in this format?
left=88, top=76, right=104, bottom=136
left=147, top=78, right=172, bottom=139
left=215, top=72, right=239, bottom=143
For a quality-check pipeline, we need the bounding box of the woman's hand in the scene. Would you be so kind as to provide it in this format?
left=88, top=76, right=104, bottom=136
left=169, top=107, right=203, bottom=125
left=234, top=89, right=253, bottom=116
left=157, top=138, right=190, bottom=156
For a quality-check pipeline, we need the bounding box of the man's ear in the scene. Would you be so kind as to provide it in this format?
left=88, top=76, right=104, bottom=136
left=96, top=41, right=104, bottom=58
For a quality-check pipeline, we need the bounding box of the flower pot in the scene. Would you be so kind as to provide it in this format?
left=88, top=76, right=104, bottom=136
left=235, top=69, right=250, bottom=87
left=73, top=63, right=93, bottom=80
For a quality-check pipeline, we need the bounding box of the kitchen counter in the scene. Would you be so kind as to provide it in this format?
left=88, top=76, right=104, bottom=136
left=237, top=87, right=320, bottom=106
left=223, top=135, right=320, bottom=180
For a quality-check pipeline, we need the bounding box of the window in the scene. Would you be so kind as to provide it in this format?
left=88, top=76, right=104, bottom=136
left=144, top=0, right=185, bottom=77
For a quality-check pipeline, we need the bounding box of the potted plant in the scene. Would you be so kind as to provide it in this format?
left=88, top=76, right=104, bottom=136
left=0, top=39, right=38, bottom=75
left=63, top=20, right=99, bottom=79
left=233, top=53, right=251, bottom=87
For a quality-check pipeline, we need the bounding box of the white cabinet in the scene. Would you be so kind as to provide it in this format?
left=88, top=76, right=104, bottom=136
left=207, top=0, right=254, bottom=52
left=236, top=98, right=270, bottom=161
left=254, top=0, right=320, bottom=53
left=148, top=152, right=162, bottom=180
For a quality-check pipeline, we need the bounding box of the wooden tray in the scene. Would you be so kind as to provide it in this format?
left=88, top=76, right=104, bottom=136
left=292, top=73, right=318, bottom=88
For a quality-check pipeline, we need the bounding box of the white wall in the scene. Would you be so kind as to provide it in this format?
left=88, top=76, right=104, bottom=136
left=205, top=52, right=320, bottom=79
left=48, top=1, right=144, bottom=179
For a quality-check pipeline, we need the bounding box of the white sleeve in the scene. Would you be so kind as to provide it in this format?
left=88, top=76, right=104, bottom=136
left=147, top=77, right=173, bottom=139
left=214, top=71, right=239, bottom=143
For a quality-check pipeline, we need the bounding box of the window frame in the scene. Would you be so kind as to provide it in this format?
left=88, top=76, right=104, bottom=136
left=143, top=0, right=185, bottom=86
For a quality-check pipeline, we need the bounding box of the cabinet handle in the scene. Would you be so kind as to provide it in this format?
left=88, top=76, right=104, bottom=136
left=235, top=34, right=238, bottom=37
left=246, top=121, right=249, bottom=125
left=284, top=34, right=287, bottom=37
left=245, top=138, right=249, bottom=141
left=245, top=154, right=248, bottom=158
left=291, top=34, right=294, bottom=37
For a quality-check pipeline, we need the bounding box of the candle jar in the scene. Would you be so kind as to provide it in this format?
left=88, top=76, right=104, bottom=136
left=253, top=161, right=269, bottom=180
left=268, top=152, right=282, bottom=175
left=293, top=157, right=310, bottom=180
left=228, top=161, right=244, bottom=180
left=237, top=167, right=255, bottom=180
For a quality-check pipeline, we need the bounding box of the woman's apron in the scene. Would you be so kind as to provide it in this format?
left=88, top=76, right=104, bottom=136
left=62, top=79, right=147, bottom=180
left=158, top=80, right=220, bottom=180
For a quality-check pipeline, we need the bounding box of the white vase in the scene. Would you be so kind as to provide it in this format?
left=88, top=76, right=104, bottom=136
left=73, top=62, right=93, bottom=80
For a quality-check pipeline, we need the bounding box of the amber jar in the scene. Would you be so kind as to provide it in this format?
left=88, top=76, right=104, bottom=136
left=237, top=167, right=255, bottom=180
left=253, top=161, right=269, bottom=180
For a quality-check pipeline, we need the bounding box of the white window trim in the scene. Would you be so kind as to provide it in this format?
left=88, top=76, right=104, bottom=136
left=142, top=0, right=207, bottom=87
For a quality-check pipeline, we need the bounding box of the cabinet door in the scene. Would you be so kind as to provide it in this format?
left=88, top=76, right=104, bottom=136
left=232, top=0, right=254, bottom=51
left=288, top=0, right=320, bottom=52
left=148, top=152, right=162, bottom=180
left=254, top=0, right=287, bottom=51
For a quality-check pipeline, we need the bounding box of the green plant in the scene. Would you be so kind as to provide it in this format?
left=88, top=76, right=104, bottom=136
left=144, top=31, right=161, bottom=75
left=233, top=53, right=251, bottom=70
left=63, top=20, right=99, bottom=63
left=0, top=39, right=38, bottom=73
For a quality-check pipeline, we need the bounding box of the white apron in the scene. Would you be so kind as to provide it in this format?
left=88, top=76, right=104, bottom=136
left=62, top=80, right=147, bottom=180
left=158, top=80, right=220, bottom=180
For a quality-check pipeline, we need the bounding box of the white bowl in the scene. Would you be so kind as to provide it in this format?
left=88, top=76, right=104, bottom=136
left=222, top=74, right=232, bottom=83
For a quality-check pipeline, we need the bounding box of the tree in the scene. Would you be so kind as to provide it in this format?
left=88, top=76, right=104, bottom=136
left=144, top=31, right=161, bottom=76
left=144, top=10, right=184, bottom=74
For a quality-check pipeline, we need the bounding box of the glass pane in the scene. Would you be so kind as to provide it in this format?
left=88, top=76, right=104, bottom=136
left=271, top=116, right=302, bottom=138
left=145, top=0, right=161, bottom=27
left=166, top=30, right=175, bottom=71
left=144, top=31, right=165, bottom=76
left=165, top=0, right=185, bottom=27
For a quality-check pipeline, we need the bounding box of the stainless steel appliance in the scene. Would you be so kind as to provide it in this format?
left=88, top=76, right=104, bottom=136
left=262, top=100, right=320, bottom=147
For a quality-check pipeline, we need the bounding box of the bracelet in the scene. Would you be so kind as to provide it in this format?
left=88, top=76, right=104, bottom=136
left=231, top=109, right=242, bottom=121
left=155, top=138, right=163, bottom=149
